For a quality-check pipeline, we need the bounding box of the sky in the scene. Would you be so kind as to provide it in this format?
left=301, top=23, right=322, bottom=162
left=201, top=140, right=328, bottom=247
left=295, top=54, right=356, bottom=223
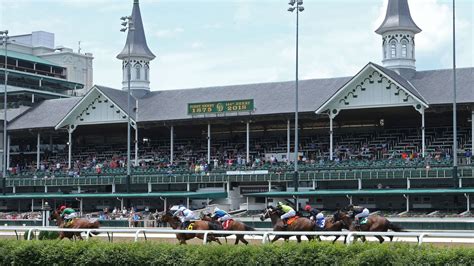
left=0, top=0, right=472, bottom=91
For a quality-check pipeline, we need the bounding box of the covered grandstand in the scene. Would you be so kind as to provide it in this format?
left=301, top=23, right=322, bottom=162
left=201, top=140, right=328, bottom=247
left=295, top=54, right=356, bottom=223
left=0, top=0, right=472, bottom=213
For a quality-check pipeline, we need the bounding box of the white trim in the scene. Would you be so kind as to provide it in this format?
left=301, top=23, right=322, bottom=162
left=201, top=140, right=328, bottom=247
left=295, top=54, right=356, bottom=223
left=315, top=63, right=428, bottom=114
left=55, top=86, right=136, bottom=130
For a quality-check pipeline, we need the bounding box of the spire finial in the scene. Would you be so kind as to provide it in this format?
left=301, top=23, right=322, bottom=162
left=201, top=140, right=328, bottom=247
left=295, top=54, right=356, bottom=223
left=375, top=0, right=421, bottom=35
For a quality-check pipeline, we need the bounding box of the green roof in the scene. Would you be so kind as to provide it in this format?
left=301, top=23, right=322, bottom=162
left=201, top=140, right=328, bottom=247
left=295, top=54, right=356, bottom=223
left=0, top=192, right=227, bottom=200
left=0, top=50, right=62, bottom=67
left=247, top=188, right=474, bottom=197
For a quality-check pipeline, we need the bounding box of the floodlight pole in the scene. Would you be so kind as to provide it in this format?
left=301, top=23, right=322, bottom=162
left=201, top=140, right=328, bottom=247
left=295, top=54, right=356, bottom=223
left=288, top=1, right=304, bottom=196
left=1, top=30, right=8, bottom=195
left=121, top=16, right=134, bottom=194
left=452, top=0, right=458, bottom=188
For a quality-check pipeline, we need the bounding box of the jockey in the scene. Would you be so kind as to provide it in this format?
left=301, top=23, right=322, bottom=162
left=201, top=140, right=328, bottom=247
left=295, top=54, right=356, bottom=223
left=276, top=202, right=296, bottom=228
left=346, top=204, right=369, bottom=226
left=173, top=205, right=196, bottom=229
left=305, top=205, right=325, bottom=230
left=211, top=207, right=231, bottom=223
left=59, top=205, right=77, bottom=226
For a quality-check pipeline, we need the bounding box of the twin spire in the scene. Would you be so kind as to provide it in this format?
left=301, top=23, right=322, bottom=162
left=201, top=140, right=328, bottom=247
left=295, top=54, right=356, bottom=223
left=117, top=0, right=155, bottom=96
left=375, top=0, right=421, bottom=77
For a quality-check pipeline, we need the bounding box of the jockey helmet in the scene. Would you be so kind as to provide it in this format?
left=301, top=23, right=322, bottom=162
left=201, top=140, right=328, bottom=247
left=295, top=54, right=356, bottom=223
left=304, top=205, right=311, bottom=211
left=214, top=207, right=220, bottom=212
left=59, top=205, right=66, bottom=211
left=277, top=202, right=283, bottom=207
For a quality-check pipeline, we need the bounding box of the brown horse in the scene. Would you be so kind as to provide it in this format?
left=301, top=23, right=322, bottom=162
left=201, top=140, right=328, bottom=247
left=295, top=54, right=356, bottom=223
left=202, top=214, right=255, bottom=245
left=260, top=207, right=315, bottom=243
left=333, top=210, right=404, bottom=243
left=49, top=210, right=100, bottom=240
left=156, top=211, right=222, bottom=245
left=316, top=215, right=347, bottom=244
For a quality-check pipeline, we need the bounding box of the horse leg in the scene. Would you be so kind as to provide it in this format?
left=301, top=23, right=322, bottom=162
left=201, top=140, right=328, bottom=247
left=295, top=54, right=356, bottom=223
left=240, top=236, right=249, bottom=245
left=76, top=233, right=83, bottom=241
left=332, top=235, right=340, bottom=244
left=375, top=235, right=384, bottom=244
left=296, top=236, right=301, bottom=243
left=234, top=236, right=239, bottom=245
left=389, top=235, right=394, bottom=242
left=271, top=235, right=282, bottom=243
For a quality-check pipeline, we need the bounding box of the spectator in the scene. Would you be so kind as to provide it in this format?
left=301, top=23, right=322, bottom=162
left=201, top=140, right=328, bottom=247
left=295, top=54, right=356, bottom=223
left=466, top=150, right=472, bottom=165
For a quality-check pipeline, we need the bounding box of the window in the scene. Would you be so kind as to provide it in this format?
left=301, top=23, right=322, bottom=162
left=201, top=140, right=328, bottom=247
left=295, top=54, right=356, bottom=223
left=390, top=41, right=397, bottom=58
left=135, top=65, right=141, bottom=80
left=145, top=66, right=149, bottom=81
left=401, top=41, right=408, bottom=58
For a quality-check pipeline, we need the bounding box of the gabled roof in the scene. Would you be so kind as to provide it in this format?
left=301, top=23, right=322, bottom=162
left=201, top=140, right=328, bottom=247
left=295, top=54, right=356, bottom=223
left=8, top=97, right=79, bottom=131
left=315, top=62, right=429, bottom=114
left=116, top=0, right=155, bottom=60
left=0, top=106, right=30, bottom=122
left=375, top=0, right=421, bottom=35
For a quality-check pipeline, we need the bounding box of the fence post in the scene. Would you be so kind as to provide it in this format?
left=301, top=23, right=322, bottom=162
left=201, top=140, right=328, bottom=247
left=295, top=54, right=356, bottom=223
left=27, top=228, right=35, bottom=241
left=418, top=233, right=426, bottom=246
left=134, top=230, right=142, bottom=242
left=262, top=232, right=269, bottom=244
left=203, top=231, right=209, bottom=245
left=86, top=230, right=92, bottom=241
left=346, top=232, right=354, bottom=245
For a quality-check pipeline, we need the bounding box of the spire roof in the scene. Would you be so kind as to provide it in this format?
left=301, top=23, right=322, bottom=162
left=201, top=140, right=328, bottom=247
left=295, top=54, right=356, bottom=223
left=375, top=0, right=421, bottom=35
left=117, top=0, right=156, bottom=60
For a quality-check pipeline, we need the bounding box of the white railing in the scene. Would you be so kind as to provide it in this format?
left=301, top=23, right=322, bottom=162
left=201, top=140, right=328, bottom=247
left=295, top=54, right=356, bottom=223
left=1, top=226, right=474, bottom=245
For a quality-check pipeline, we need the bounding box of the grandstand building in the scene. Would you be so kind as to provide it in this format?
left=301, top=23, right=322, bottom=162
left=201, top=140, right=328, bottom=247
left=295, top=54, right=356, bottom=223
left=0, top=0, right=472, bottom=214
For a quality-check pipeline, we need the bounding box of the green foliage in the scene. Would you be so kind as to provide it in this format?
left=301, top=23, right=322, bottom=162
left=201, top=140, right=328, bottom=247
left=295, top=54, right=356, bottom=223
left=0, top=240, right=472, bottom=266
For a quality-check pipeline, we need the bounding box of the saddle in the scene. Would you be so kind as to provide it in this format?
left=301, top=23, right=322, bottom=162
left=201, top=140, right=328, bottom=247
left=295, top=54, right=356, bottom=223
left=287, top=216, right=299, bottom=225
left=360, top=217, right=368, bottom=225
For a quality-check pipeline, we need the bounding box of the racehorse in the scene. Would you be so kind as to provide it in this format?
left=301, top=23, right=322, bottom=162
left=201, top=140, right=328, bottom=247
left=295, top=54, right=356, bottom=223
left=49, top=210, right=100, bottom=240
left=316, top=215, right=347, bottom=244
left=201, top=213, right=255, bottom=245
left=333, top=210, right=404, bottom=243
left=156, top=211, right=222, bottom=245
left=260, top=206, right=315, bottom=243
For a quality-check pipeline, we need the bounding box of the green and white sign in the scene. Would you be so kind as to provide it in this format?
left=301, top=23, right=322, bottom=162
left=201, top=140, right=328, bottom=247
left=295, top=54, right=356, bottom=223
left=188, top=99, right=254, bottom=115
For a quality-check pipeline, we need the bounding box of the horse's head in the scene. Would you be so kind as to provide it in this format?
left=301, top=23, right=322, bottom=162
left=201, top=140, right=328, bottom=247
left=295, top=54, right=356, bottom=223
left=260, top=207, right=278, bottom=221
left=333, top=210, right=351, bottom=228
left=49, top=209, right=60, bottom=221
left=155, top=210, right=174, bottom=223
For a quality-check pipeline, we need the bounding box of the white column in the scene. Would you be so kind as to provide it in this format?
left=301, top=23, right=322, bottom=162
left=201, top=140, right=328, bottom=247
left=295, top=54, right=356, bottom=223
left=287, top=119, right=290, bottom=164
left=36, top=132, right=40, bottom=170
left=12, top=186, right=15, bottom=194
left=421, top=108, right=426, bottom=157
left=134, top=126, right=138, bottom=166
left=471, top=110, right=474, bottom=156
left=163, top=198, right=167, bottom=212
left=357, top=179, right=362, bottom=190
left=111, top=183, right=116, bottom=193
left=329, top=116, right=334, bottom=161
left=79, top=199, right=83, bottom=216
left=44, top=186, right=48, bottom=193
left=170, top=126, right=174, bottom=164
left=6, top=134, right=10, bottom=170
left=407, top=179, right=411, bottom=189
left=148, top=182, right=152, bottom=193
left=246, top=122, right=250, bottom=164
left=187, top=182, right=190, bottom=191
left=268, top=181, right=271, bottom=191
left=68, top=129, right=72, bottom=169
left=207, top=123, right=211, bottom=164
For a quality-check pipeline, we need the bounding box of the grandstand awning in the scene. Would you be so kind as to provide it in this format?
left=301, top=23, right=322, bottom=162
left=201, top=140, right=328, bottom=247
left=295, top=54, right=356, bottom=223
left=247, top=188, right=474, bottom=197
left=0, top=192, right=227, bottom=200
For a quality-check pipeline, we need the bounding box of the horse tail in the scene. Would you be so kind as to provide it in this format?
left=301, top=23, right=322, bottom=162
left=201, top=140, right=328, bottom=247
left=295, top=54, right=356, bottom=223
left=388, top=221, right=404, bottom=232
left=243, top=224, right=255, bottom=231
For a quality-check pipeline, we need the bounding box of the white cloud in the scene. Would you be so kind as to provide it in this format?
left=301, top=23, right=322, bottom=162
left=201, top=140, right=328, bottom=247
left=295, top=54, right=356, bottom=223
left=191, top=42, right=204, bottom=49
left=155, top=27, right=184, bottom=38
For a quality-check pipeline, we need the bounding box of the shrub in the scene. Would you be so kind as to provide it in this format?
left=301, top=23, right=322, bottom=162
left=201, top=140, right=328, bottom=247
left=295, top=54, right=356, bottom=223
left=0, top=240, right=473, bottom=266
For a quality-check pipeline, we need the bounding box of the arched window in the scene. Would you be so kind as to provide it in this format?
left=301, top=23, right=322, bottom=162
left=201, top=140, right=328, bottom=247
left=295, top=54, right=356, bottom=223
left=401, top=40, right=408, bottom=58
left=135, top=65, right=141, bottom=80
left=390, top=40, right=397, bottom=58
left=144, top=66, right=149, bottom=81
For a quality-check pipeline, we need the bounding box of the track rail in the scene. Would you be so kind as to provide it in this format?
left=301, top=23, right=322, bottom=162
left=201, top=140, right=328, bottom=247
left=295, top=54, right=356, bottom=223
left=1, top=226, right=474, bottom=245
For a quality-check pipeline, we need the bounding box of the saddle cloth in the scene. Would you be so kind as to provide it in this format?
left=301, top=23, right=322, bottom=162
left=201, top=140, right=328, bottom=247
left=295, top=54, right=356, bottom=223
left=222, top=219, right=233, bottom=230
left=360, top=217, right=368, bottom=225
left=287, top=216, right=299, bottom=225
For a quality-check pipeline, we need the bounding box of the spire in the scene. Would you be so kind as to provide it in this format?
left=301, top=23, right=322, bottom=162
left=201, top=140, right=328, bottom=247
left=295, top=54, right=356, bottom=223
left=117, top=0, right=155, bottom=60
left=375, top=0, right=421, bottom=35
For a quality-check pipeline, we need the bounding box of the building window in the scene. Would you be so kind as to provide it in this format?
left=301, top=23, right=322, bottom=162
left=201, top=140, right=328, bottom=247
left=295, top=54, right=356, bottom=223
left=135, top=65, right=141, bottom=80
left=401, top=41, right=407, bottom=58
left=390, top=41, right=397, bottom=58
left=145, top=66, right=149, bottom=81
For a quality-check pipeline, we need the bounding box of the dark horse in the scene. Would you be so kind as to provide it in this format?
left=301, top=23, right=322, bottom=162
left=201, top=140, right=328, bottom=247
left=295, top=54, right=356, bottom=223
left=156, top=211, right=222, bottom=245
left=260, top=207, right=315, bottom=243
left=202, top=213, right=256, bottom=245
left=49, top=210, right=100, bottom=240
left=333, top=210, right=404, bottom=243
left=315, top=214, right=347, bottom=244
